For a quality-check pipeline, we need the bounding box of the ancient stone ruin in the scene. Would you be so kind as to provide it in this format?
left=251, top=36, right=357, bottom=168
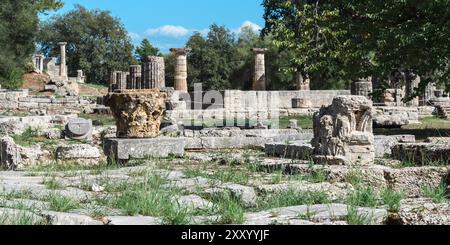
left=105, top=89, right=166, bottom=138
left=170, top=48, right=191, bottom=92
left=251, top=48, right=267, bottom=91
left=312, top=96, right=375, bottom=165
left=110, top=56, right=166, bottom=92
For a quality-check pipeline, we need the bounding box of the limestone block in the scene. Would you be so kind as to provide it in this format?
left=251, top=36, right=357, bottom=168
left=103, top=138, right=185, bottom=163
left=0, top=137, right=21, bottom=170
left=391, top=143, right=450, bottom=164
left=56, top=144, right=101, bottom=165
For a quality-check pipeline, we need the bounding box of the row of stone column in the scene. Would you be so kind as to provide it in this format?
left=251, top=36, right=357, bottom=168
left=109, top=55, right=166, bottom=92
left=110, top=47, right=309, bottom=93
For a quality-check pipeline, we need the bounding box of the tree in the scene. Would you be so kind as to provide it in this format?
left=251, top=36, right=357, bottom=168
left=186, top=24, right=237, bottom=90
left=38, top=5, right=135, bottom=85
left=135, top=38, right=161, bottom=64
left=0, top=0, right=62, bottom=88
left=263, top=0, right=450, bottom=92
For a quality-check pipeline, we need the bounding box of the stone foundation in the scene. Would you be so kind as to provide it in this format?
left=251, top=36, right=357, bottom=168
left=0, top=90, right=98, bottom=114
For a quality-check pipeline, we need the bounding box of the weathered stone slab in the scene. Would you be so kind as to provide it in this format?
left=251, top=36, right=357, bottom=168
left=373, top=106, right=420, bottom=128
left=243, top=204, right=388, bottom=225
left=265, top=141, right=313, bottom=160
left=384, top=167, right=449, bottom=197
left=104, top=138, right=185, bottom=162
left=374, top=135, right=416, bottom=158
left=391, top=143, right=450, bottom=164
left=106, top=216, right=161, bottom=225
left=43, top=211, right=103, bottom=225
left=397, top=199, right=450, bottom=225
left=174, top=195, right=213, bottom=210
left=56, top=144, right=101, bottom=165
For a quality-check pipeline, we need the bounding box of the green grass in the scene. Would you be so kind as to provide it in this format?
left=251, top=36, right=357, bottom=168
left=47, top=193, right=80, bottom=212
left=211, top=193, right=245, bottom=224
left=345, top=169, right=365, bottom=186
left=43, top=177, right=64, bottom=190
left=1, top=190, right=34, bottom=200
left=112, top=174, right=189, bottom=225
left=346, top=206, right=373, bottom=225
left=256, top=189, right=330, bottom=211
left=26, top=160, right=120, bottom=174
left=183, top=162, right=250, bottom=185
left=80, top=113, right=115, bottom=126
left=11, top=127, right=59, bottom=147
left=0, top=209, right=46, bottom=225
left=346, top=187, right=379, bottom=208
left=422, top=183, right=448, bottom=204
left=381, top=188, right=404, bottom=213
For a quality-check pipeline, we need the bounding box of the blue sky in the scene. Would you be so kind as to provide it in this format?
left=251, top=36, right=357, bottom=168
left=42, top=0, right=265, bottom=53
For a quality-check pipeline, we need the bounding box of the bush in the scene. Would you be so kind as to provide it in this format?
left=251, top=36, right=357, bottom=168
left=0, top=65, right=24, bottom=89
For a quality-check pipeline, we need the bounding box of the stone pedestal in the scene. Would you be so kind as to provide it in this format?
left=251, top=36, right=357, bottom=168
left=351, top=78, right=373, bottom=99
left=142, top=56, right=165, bottom=89
left=251, top=48, right=267, bottom=91
left=104, top=89, right=167, bottom=138
left=312, top=96, right=375, bottom=165
left=65, top=118, right=93, bottom=140
left=170, top=48, right=191, bottom=92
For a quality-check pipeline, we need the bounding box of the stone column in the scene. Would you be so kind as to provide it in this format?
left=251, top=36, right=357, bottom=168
left=170, top=48, right=191, bottom=92
left=142, top=56, right=165, bottom=89
left=351, top=77, right=373, bottom=99
left=295, top=72, right=310, bottom=91
left=109, top=71, right=118, bottom=92
left=77, top=70, right=85, bottom=83
left=116, top=72, right=127, bottom=92
left=128, top=65, right=142, bottom=89
left=251, top=48, right=268, bottom=91
left=58, top=42, right=68, bottom=79
left=39, top=55, right=44, bottom=72
left=406, top=72, right=420, bottom=107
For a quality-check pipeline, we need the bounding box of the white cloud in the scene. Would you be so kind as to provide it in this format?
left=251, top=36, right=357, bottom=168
left=145, top=25, right=190, bottom=38
left=236, top=21, right=262, bottom=34
left=128, top=32, right=141, bottom=40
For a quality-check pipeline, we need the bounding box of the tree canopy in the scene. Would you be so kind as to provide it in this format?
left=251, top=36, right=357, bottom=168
left=38, top=5, right=135, bottom=85
left=135, top=38, right=161, bottom=64
left=0, top=0, right=63, bottom=88
left=263, top=0, right=450, bottom=92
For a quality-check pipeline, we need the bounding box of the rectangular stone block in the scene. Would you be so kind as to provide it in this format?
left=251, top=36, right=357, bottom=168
left=265, top=141, right=314, bottom=160
left=104, top=138, right=186, bottom=162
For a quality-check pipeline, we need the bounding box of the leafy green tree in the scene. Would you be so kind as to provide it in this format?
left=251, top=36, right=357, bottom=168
left=185, top=24, right=237, bottom=90
left=38, top=5, right=135, bottom=85
left=0, top=0, right=62, bottom=88
left=135, top=38, right=161, bottom=64
left=263, top=0, right=450, bottom=92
